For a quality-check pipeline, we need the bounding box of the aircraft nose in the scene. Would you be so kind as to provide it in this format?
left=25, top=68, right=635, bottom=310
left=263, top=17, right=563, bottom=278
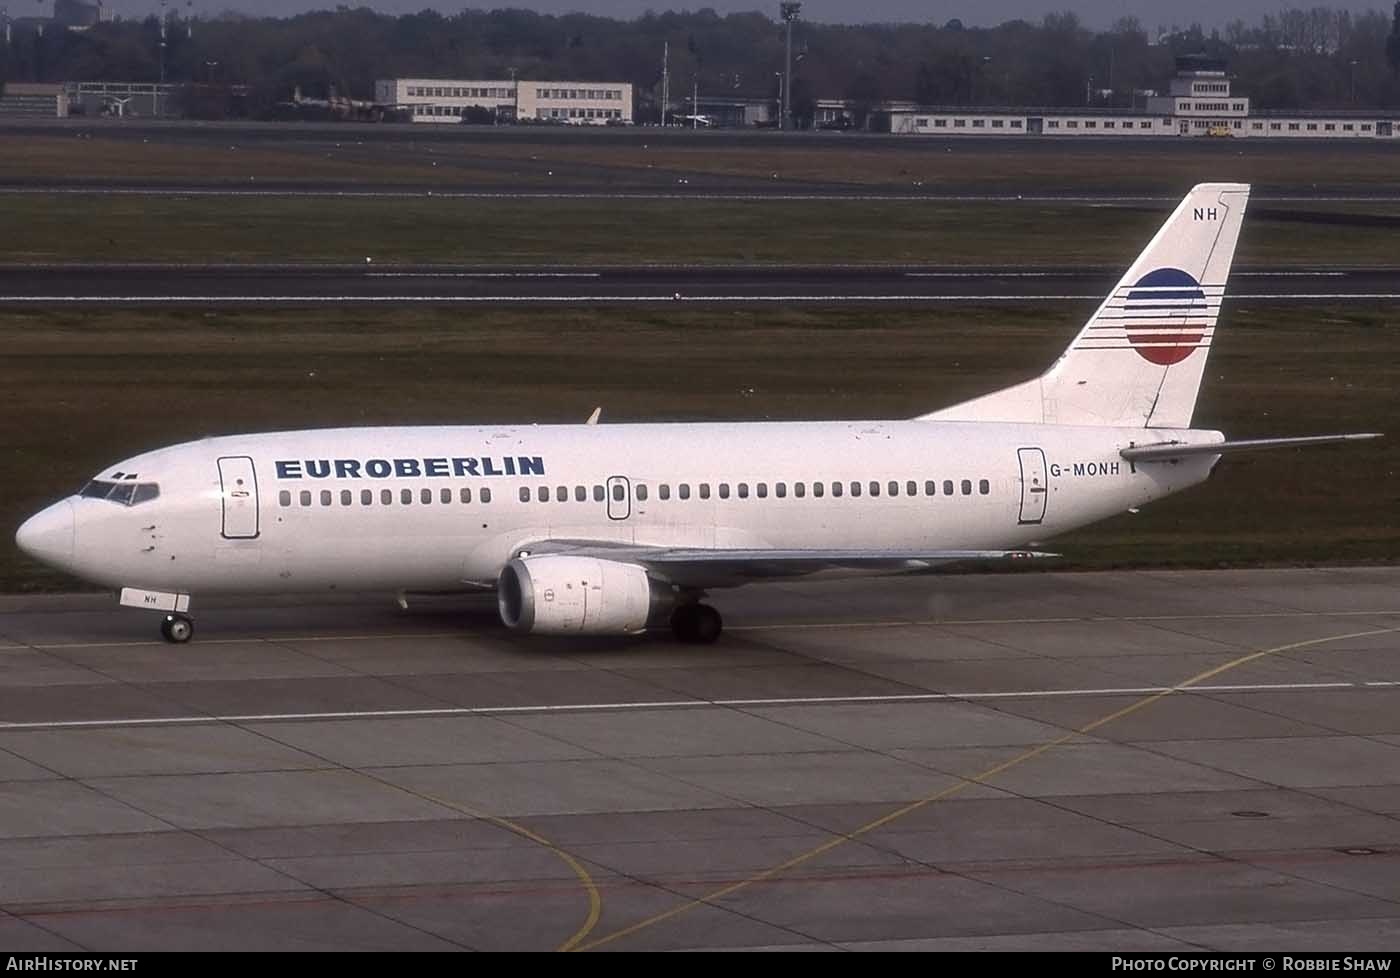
left=15, top=500, right=75, bottom=567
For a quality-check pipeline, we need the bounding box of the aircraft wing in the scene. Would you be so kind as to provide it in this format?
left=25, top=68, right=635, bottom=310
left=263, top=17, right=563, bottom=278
left=519, top=542, right=1056, bottom=587
left=1121, top=432, right=1382, bottom=462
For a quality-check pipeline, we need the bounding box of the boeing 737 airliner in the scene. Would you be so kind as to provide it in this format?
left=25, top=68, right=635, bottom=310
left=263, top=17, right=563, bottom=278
left=15, top=183, right=1380, bottom=644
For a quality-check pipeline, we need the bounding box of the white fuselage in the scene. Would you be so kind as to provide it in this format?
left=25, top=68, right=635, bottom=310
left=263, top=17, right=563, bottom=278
left=31, top=420, right=1220, bottom=596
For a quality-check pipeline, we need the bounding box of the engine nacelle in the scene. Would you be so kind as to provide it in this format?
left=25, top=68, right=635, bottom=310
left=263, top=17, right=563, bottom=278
left=497, top=554, right=660, bottom=636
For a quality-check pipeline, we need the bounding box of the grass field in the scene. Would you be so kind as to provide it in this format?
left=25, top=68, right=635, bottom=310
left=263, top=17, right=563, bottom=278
left=7, top=130, right=1400, bottom=193
left=5, top=195, right=1400, bottom=265
left=4, top=302, right=1396, bottom=592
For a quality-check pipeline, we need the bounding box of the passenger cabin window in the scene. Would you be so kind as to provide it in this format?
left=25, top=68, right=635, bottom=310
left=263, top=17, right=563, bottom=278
left=636, top=484, right=649, bottom=501
left=520, top=487, right=531, bottom=503
left=300, top=490, right=312, bottom=506
left=421, top=488, right=432, bottom=504
left=961, top=479, right=972, bottom=496
left=757, top=483, right=767, bottom=499
left=699, top=484, right=710, bottom=499
left=382, top=489, right=393, bottom=505
left=363, top=489, right=374, bottom=505
left=850, top=482, right=861, bottom=497
left=907, top=481, right=917, bottom=497
left=831, top=482, right=842, bottom=497
left=679, top=484, right=691, bottom=500
left=979, top=479, right=990, bottom=495
left=794, top=482, right=805, bottom=498
left=556, top=486, right=567, bottom=501
left=943, top=480, right=954, bottom=496
left=925, top=480, right=936, bottom=496
left=593, top=485, right=605, bottom=502
left=869, top=481, right=880, bottom=497
left=537, top=486, right=548, bottom=502
left=612, top=484, right=625, bottom=502
left=575, top=486, right=586, bottom=502
left=321, top=490, right=332, bottom=506
left=441, top=488, right=452, bottom=504
left=279, top=490, right=292, bottom=507
left=737, top=483, right=749, bottom=499
left=481, top=488, right=492, bottom=504
left=460, top=487, right=472, bottom=503
left=342, top=490, right=353, bottom=506
left=659, top=485, right=671, bottom=500
left=401, top=488, right=413, bottom=505
left=775, top=483, right=786, bottom=498
left=889, top=481, right=899, bottom=497
left=719, top=483, right=730, bottom=499
left=813, top=482, right=824, bottom=497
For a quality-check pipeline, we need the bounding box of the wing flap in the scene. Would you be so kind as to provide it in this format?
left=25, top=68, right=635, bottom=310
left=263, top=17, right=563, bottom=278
left=519, top=542, right=1057, bottom=587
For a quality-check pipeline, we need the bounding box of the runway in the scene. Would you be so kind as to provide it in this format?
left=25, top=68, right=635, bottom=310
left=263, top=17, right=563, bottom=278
left=1, top=567, right=1398, bottom=951
left=5, top=263, right=1400, bottom=305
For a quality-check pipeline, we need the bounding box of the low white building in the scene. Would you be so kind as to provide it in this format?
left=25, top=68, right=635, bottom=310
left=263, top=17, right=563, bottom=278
left=519, top=82, right=632, bottom=124
left=375, top=78, right=632, bottom=125
left=885, top=57, right=1399, bottom=140
left=374, top=79, right=519, bottom=123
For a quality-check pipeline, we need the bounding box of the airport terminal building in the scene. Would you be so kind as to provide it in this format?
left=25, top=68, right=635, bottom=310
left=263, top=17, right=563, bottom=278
left=885, top=57, right=1400, bottom=139
left=375, top=78, right=633, bottom=125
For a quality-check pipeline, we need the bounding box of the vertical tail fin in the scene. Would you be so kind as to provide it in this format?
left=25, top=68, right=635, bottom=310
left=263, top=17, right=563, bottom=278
left=922, top=183, right=1250, bottom=428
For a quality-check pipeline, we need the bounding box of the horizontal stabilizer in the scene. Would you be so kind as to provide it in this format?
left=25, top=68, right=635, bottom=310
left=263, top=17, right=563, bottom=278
left=1121, top=432, right=1382, bottom=462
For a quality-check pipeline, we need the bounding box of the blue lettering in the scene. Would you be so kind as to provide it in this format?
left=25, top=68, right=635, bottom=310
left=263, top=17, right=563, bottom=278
left=482, top=457, right=502, bottom=476
left=503, top=456, right=516, bottom=476
left=366, top=458, right=392, bottom=478
left=1048, top=463, right=1061, bottom=478
left=306, top=459, right=331, bottom=479
left=1073, top=463, right=1086, bottom=476
left=452, top=457, right=480, bottom=477
left=275, top=460, right=302, bottom=479
left=518, top=456, right=545, bottom=476
left=334, top=459, right=362, bottom=479
left=394, top=459, right=421, bottom=478
left=425, top=457, right=449, bottom=477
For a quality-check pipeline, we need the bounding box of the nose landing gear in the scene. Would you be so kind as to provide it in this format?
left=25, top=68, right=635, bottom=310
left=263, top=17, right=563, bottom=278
left=160, top=614, right=194, bottom=644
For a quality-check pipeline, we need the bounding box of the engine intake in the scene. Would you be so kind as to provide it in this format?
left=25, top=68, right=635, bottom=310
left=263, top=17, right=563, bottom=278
left=497, top=554, right=661, bottom=635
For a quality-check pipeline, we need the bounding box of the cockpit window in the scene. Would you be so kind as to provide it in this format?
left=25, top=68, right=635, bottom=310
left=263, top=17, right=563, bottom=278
left=79, top=480, right=160, bottom=506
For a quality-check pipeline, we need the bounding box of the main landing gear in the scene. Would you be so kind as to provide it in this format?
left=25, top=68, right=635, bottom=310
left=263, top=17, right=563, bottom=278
left=670, top=603, right=722, bottom=644
left=160, top=613, right=194, bottom=644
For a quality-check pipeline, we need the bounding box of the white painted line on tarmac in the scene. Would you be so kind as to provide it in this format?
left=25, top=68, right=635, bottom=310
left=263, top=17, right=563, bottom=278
left=0, top=680, right=1388, bottom=732
left=365, top=272, right=601, bottom=278
left=20, top=609, right=1400, bottom=650
left=2, top=294, right=1103, bottom=303
left=9, top=293, right=1400, bottom=304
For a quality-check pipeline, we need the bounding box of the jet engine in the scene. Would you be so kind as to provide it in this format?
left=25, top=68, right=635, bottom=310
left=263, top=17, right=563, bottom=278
left=497, top=555, right=664, bottom=635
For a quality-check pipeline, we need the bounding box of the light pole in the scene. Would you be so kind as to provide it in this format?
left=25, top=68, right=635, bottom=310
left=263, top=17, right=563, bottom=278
left=661, top=40, right=669, bottom=126
left=1349, top=59, right=1359, bottom=105
left=779, top=1, right=800, bottom=131
left=773, top=70, right=782, bottom=128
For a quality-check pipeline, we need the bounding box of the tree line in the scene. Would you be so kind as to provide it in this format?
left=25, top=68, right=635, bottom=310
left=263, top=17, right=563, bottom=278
left=3, top=4, right=1400, bottom=122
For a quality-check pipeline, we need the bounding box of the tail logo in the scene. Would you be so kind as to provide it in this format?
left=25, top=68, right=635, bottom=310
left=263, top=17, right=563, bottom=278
left=1121, top=267, right=1209, bottom=366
